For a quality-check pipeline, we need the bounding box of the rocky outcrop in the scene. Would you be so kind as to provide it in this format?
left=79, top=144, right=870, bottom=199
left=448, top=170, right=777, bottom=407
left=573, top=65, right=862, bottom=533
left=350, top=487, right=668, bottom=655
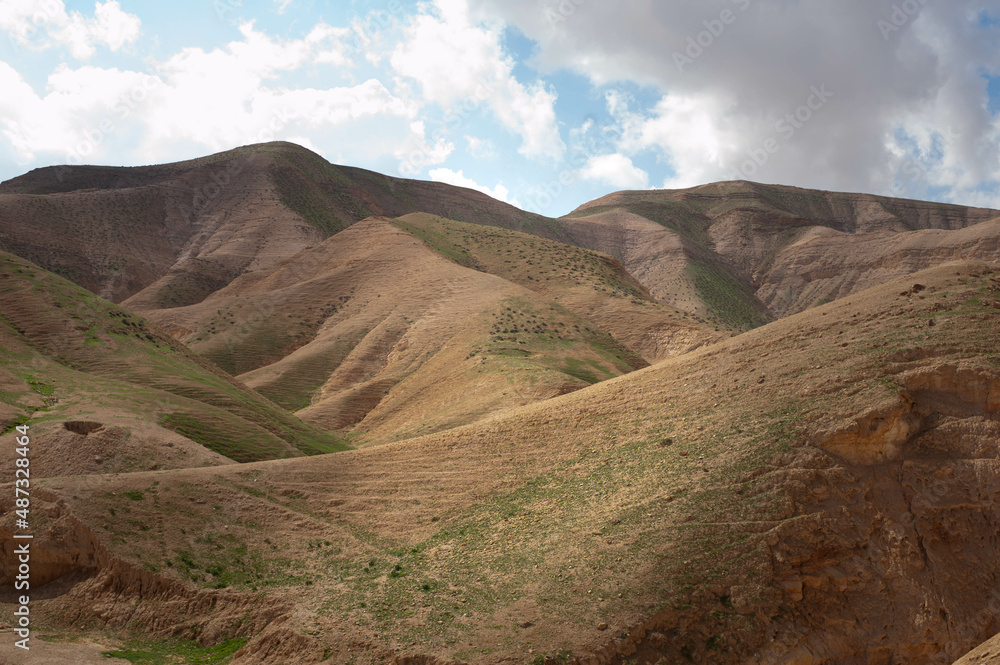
left=744, top=364, right=1000, bottom=664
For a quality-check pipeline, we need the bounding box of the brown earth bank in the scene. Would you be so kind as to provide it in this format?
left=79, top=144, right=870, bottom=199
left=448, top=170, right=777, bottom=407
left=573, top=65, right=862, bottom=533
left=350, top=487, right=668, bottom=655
left=2, top=262, right=999, bottom=664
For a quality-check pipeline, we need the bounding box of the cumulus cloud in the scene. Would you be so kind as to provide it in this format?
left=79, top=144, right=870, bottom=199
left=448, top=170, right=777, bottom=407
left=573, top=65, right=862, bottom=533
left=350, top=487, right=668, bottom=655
left=578, top=153, right=649, bottom=189
left=0, top=0, right=141, bottom=59
left=0, top=61, right=158, bottom=163
left=390, top=0, right=565, bottom=162
left=429, top=167, right=519, bottom=205
left=395, top=121, right=455, bottom=175
left=144, top=22, right=414, bottom=157
left=469, top=0, right=1000, bottom=205
left=465, top=135, right=496, bottom=159
left=0, top=20, right=417, bottom=169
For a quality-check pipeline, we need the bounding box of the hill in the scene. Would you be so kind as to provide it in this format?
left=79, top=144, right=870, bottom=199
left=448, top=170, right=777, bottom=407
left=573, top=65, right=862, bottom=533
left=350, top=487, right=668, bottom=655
left=0, top=250, right=348, bottom=479
left=0, top=142, right=563, bottom=307
left=4, top=143, right=997, bottom=342
left=3, top=145, right=1000, bottom=664
left=5, top=261, right=1000, bottom=664
left=133, top=215, right=716, bottom=443
left=561, top=181, right=999, bottom=329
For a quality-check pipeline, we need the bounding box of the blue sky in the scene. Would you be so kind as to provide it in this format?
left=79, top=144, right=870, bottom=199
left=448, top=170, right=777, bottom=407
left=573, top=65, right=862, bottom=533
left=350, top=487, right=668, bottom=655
left=1, top=0, right=999, bottom=215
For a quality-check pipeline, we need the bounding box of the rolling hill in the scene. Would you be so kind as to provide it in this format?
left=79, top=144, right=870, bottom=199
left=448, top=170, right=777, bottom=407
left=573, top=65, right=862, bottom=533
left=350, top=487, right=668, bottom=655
left=0, top=142, right=564, bottom=307
left=3, top=261, right=999, bottom=665
left=2, top=143, right=1000, bottom=665
left=132, top=214, right=715, bottom=443
left=561, top=181, right=999, bottom=329
left=0, top=250, right=348, bottom=480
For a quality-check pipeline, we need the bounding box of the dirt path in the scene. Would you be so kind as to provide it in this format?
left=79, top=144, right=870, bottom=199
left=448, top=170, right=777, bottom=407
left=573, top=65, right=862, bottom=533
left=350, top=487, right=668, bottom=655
left=0, top=634, right=112, bottom=664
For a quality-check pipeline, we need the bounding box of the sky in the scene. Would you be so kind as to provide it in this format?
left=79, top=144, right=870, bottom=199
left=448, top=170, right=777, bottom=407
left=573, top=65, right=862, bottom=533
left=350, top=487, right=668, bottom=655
left=0, top=0, right=998, bottom=217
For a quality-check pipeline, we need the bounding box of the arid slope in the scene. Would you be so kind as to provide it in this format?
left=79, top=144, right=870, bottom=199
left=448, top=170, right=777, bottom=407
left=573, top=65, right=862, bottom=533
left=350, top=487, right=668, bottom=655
left=0, top=142, right=562, bottom=307
left=0, top=251, right=347, bottom=479
left=562, top=181, right=1000, bottom=328
left=5, top=261, right=999, bottom=665
left=136, top=215, right=715, bottom=443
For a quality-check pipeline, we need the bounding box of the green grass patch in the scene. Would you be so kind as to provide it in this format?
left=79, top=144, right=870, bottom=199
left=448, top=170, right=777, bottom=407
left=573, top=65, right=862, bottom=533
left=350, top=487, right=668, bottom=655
left=157, top=412, right=294, bottom=463
left=102, top=637, right=248, bottom=664
left=1, top=413, right=30, bottom=435
left=686, top=261, right=772, bottom=332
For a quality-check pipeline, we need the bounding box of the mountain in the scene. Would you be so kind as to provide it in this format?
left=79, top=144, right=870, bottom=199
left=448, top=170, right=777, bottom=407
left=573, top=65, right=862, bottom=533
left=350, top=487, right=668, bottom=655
left=0, top=249, right=348, bottom=480
left=0, top=142, right=563, bottom=307
left=561, top=181, right=1000, bottom=329
left=5, top=261, right=1000, bottom=665
left=2, top=143, right=1000, bottom=665
left=1, top=143, right=725, bottom=442
left=133, top=214, right=714, bottom=443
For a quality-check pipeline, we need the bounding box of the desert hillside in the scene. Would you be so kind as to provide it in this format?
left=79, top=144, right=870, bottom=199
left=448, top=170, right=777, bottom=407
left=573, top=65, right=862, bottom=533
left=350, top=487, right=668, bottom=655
left=0, top=250, right=348, bottom=480
left=2, top=261, right=999, bottom=664
left=2, top=145, right=1000, bottom=665
left=0, top=142, right=560, bottom=306
left=562, top=181, right=1000, bottom=328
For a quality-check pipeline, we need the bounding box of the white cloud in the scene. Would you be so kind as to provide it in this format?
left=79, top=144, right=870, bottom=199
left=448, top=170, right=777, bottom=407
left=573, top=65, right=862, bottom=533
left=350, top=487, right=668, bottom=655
left=0, top=21, right=416, bottom=170
left=578, top=153, right=649, bottom=189
left=395, top=121, right=455, bottom=175
left=0, top=0, right=140, bottom=60
left=390, top=0, right=565, bottom=162
left=429, top=167, right=519, bottom=206
left=465, top=135, right=496, bottom=159
left=609, top=91, right=750, bottom=189
left=0, top=61, right=158, bottom=162
left=469, top=0, right=1000, bottom=205
left=143, top=23, right=413, bottom=155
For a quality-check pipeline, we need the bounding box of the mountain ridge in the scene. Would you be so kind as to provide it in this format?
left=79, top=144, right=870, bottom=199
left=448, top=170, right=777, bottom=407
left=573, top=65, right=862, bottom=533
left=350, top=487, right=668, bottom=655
left=3, top=142, right=1000, bottom=663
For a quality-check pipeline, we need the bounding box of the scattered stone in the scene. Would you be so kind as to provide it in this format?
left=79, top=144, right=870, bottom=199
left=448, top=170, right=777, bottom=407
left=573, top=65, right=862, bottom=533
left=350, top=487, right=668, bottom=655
left=757, top=375, right=766, bottom=384
left=679, top=451, right=688, bottom=457
left=519, top=621, right=533, bottom=628
left=597, top=622, right=609, bottom=631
